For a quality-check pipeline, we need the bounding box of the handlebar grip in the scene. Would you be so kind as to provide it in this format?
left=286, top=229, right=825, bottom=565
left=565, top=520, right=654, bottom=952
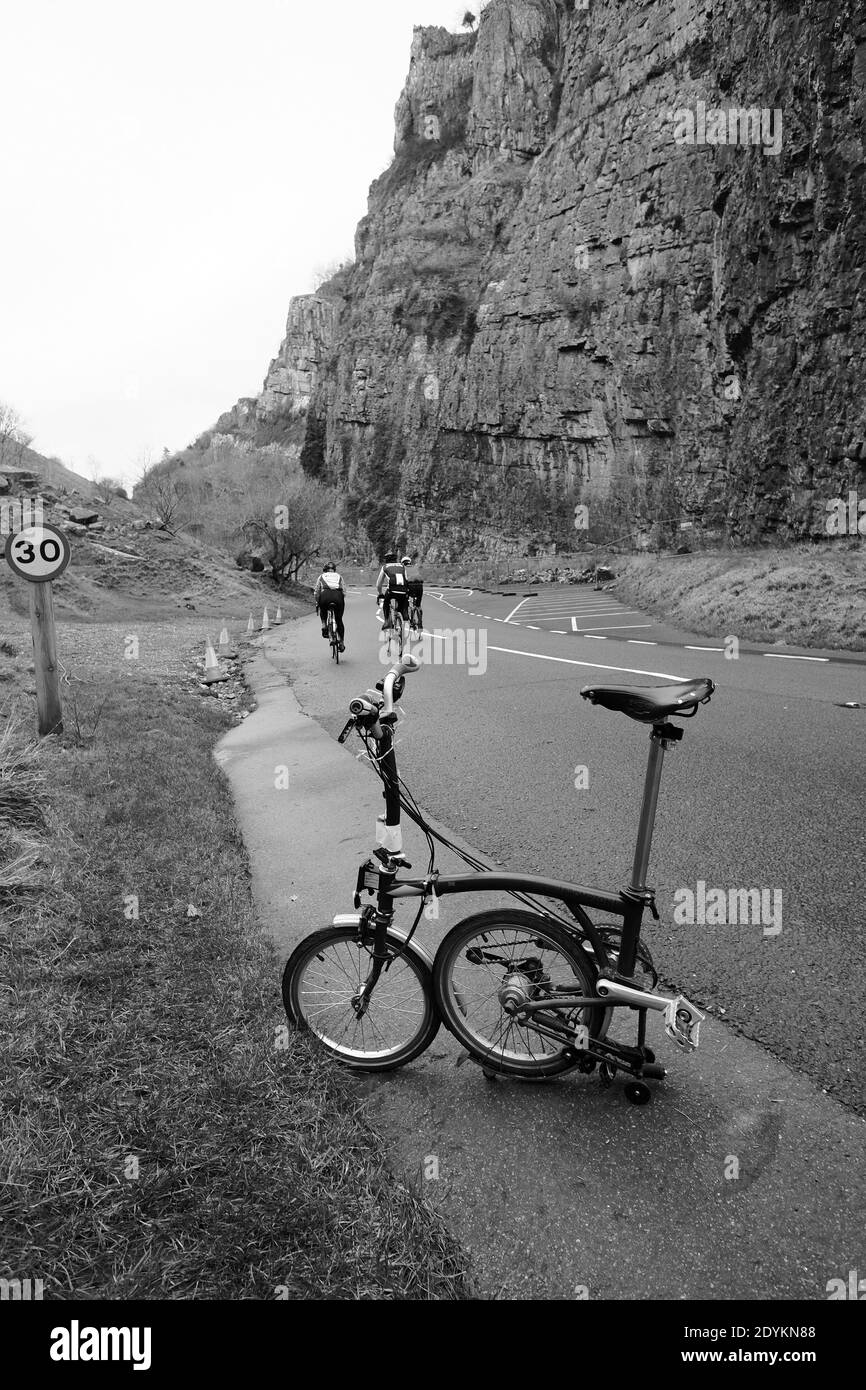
left=392, top=653, right=421, bottom=678
left=348, top=696, right=377, bottom=716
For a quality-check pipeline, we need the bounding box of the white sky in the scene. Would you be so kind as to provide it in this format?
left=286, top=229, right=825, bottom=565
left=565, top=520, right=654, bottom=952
left=0, top=0, right=482, bottom=484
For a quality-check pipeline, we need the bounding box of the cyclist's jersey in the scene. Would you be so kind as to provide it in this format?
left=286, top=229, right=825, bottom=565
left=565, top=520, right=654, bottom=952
left=377, top=562, right=407, bottom=595
left=314, top=571, right=345, bottom=603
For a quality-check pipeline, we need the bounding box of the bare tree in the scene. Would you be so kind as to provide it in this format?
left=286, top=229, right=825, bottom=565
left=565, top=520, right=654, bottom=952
left=242, top=475, right=337, bottom=584
left=0, top=401, right=34, bottom=469
left=137, top=461, right=183, bottom=531
left=462, top=10, right=477, bottom=30
left=93, top=475, right=123, bottom=505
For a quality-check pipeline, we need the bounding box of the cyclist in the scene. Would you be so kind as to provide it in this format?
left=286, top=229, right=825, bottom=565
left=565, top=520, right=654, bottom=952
left=314, top=562, right=345, bottom=651
left=375, top=551, right=409, bottom=631
left=402, top=554, right=424, bottom=627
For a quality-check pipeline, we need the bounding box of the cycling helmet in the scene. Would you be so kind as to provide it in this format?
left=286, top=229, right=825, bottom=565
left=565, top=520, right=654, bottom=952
left=383, top=551, right=397, bottom=563
left=400, top=555, right=411, bottom=565
left=323, top=562, right=335, bottom=571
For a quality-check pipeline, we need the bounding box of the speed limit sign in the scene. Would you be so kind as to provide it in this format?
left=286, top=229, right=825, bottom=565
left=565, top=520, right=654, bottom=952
left=4, top=523, right=71, bottom=582
left=4, top=521, right=70, bottom=736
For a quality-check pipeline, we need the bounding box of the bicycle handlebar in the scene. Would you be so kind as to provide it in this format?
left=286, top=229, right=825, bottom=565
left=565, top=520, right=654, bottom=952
left=380, top=652, right=420, bottom=716
left=346, top=654, right=421, bottom=731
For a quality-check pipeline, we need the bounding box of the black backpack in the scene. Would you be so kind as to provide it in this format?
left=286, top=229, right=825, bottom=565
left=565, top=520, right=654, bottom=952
left=383, top=562, right=407, bottom=591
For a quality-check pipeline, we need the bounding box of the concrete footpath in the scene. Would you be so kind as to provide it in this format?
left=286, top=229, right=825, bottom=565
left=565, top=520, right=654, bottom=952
left=215, top=615, right=865, bottom=1302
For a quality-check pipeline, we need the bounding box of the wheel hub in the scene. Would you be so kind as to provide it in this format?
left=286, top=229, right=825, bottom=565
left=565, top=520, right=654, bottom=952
left=498, top=971, right=533, bottom=1014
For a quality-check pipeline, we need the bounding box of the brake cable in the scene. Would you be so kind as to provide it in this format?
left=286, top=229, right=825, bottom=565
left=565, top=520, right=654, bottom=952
left=357, top=724, right=612, bottom=948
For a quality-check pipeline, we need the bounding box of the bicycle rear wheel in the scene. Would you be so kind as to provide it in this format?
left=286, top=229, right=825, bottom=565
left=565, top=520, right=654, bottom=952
left=433, top=909, right=608, bottom=1077
left=328, top=611, right=340, bottom=663
left=282, top=925, right=439, bottom=1070
left=390, top=614, right=404, bottom=661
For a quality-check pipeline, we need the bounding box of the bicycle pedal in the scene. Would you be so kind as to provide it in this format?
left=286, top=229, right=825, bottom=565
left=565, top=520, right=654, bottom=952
left=663, top=995, right=704, bottom=1051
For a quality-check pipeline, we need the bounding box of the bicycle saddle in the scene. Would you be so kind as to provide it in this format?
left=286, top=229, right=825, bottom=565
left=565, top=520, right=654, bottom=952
left=580, top=677, right=714, bottom=723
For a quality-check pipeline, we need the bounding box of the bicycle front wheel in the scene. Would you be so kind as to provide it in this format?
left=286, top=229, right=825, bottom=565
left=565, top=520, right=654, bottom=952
left=282, top=926, right=439, bottom=1070
left=433, top=909, right=608, bottom=1077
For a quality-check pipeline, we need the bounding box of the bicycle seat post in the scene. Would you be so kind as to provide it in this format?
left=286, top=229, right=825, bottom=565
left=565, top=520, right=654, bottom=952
left=627, top=721, right=683, bottom=897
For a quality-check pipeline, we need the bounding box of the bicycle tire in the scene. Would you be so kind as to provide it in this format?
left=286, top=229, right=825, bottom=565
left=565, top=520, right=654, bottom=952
left=328, top=611, right=340, bottom=663
left=282, top=925, right=439, bottom=1070
left=390, top=614, right=404, bottom=661
left=433, top=909, right=609, bottom=1077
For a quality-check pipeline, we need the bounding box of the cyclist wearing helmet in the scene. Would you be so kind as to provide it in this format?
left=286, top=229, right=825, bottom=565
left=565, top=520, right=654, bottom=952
left=375, top=550, right=408, bottom=630
left=314, top=562, right=346, bottom=651
left=402, top=554, right=424, bottom=627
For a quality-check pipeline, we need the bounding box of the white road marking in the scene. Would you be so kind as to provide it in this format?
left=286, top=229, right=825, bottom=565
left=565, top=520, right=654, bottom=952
left=526, top=625, right=540, bottom=630
left=764, top=653, right=829, bottom=662
left=552, top=630, right=566, bottom=634
left=571, top=617, right=578, bottom=632
left=628, top=640, right=657, bottom=645
left=575, top=623, right=656, bottom=632
left=504, top=597, right=529, bottom=622
left=686, top=645, right=724, bottom=652
left=487, top=645, right=686, bottom=679
left=521, top=602, right=630, bottom=611
left=524, top=609, right=640, bottom=620
left=584, top=634, right=607, bottom=640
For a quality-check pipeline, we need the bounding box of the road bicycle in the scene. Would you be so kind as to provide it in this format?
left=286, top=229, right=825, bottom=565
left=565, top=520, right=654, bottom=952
left=382, top=603, right=405, bottom=662
left=326, top=606, right=341, bottom=664
left=407, top=593, right=423, bottom=639
left=281, top=655, right=715, bottom=1104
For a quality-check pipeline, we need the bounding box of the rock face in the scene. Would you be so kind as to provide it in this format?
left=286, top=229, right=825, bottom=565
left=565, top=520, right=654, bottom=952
left=217, top=0, right=866, bottom=557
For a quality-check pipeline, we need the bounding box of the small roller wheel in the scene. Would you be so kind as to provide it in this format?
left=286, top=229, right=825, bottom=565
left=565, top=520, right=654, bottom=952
left=624, top=1081, right=652, bottom=1106
left=482, top=1067, right=499, bottom=1082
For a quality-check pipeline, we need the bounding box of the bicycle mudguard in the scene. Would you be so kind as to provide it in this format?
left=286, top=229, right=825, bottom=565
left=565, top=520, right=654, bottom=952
left=331, top=912, right=436, bottom=971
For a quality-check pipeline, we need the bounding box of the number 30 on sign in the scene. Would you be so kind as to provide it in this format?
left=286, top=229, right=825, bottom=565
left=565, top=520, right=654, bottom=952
left=4, top=524, right=71, bottom=582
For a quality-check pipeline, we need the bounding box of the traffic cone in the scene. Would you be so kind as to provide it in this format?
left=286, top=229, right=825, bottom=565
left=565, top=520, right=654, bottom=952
left=274, top=607, right=283, bottom=625
left=261, top=607, right=270, bottom=631
left=218, top=626, right=237, bottom=660
left=202, top=639, right=229, bottom=684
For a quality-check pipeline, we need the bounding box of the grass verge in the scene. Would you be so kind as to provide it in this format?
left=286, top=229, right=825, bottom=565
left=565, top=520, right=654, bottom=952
left=0, top=673, right=472, bottom=1300
left=609, top=543, right=866, bottom=651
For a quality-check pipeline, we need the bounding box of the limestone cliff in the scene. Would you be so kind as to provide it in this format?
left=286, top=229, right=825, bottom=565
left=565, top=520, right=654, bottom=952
left=215, top=0, right=866, bottom=560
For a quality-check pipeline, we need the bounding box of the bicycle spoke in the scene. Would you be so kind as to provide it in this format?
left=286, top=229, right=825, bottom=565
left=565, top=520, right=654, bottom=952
left=290, top=931, right=432, bottom=1063
left=440, top=920, right=595, bottom=1069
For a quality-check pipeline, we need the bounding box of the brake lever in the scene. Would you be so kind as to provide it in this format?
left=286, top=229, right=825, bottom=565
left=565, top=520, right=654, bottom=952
left=337, top=718, right=356, bottom=744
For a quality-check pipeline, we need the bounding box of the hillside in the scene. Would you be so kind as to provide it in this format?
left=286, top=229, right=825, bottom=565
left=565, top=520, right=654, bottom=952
left=0, top=451, right=279, bottom=628
left=191, top=0, right=865, bottom=564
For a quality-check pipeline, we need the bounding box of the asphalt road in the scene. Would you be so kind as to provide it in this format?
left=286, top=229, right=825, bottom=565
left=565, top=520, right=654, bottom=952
left=290, top=586, right=866, bottom=1114
left=228, top=586, right=866, bottom=1299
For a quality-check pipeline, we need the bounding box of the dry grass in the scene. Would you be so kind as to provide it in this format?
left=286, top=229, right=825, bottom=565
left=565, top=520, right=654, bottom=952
left=610, top=543, right=866, bottom=650
left=0, top=671, right=473, bottom=1300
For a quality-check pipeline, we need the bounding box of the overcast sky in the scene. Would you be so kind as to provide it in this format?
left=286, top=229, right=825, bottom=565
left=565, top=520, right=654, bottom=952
left=0, top=0, right=482, bottom=484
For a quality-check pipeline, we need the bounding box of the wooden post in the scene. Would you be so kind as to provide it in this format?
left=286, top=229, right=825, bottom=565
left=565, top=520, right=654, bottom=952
left=28, top=580, right=63, bottom=736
